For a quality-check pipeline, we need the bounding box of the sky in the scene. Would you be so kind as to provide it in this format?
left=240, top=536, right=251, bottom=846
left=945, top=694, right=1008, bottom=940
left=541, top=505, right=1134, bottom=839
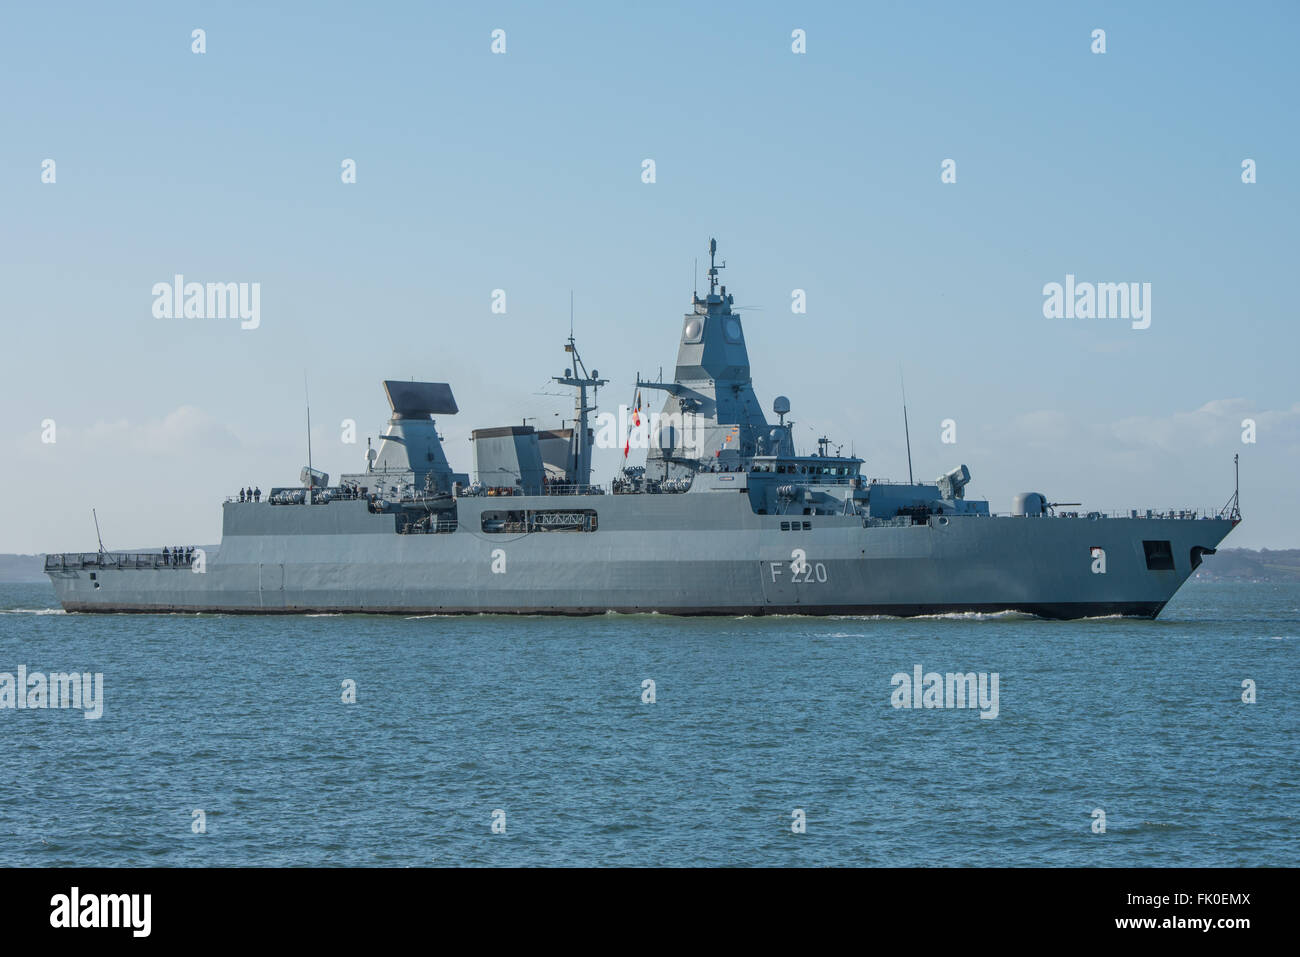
left=1, top=0, right=1296, bottom=553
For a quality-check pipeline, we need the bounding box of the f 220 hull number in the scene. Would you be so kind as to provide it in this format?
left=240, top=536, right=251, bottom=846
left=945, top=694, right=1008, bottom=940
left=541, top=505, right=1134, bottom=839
left=769, top=549, right=828, bottom=584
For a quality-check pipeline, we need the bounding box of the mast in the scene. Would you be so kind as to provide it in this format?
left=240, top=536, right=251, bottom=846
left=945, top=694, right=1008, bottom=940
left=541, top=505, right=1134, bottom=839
left=305, top=372, right=314, bottom=503
left=706, top=237, right=724, bottom=295
left=900, top=369, right=914, bottom=485
left=553, top=333, right=607, bottom=487
left=1217, top=453, right=1242, bottom=522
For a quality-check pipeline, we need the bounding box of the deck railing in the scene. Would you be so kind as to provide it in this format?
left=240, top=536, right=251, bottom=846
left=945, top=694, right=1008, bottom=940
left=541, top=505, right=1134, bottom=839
left=43, top=552, right=196, bottom=571
left=983, top=507, right=1218, bottom=520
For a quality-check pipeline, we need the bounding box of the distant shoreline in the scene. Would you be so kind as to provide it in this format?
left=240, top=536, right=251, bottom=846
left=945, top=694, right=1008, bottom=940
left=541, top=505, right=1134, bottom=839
left=1190, top=548, right=1300, bottom=583
left=3, top=549, right=1299, bottom=584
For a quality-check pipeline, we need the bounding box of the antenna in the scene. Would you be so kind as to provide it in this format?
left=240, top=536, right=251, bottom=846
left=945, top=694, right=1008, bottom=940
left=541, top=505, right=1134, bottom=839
left=900, top=367, right=914, bottom=485
left=304, top=372, right=313, bottom=474
left=1217, top=454, right=1242, bottom=522
left=305, top=372, right=314, bottom=504
left=569, top=289, right=574, bottom=338
left=707, top=237, right=725, bottom=295
left=92, top=508, right=106, bottom=554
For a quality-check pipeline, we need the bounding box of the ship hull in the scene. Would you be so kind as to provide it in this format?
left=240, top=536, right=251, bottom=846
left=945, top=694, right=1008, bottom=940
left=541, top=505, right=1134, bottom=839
left=46, top=496, right=1235, bottom=620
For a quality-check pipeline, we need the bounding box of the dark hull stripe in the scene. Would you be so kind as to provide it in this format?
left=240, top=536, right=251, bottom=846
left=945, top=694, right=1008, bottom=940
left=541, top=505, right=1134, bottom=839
left=61, top=601, right=1167, bottom=620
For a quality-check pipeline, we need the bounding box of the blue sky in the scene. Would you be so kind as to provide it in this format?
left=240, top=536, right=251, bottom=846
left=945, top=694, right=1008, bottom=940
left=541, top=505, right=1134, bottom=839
left=2, top=1, right=1296, bottom=552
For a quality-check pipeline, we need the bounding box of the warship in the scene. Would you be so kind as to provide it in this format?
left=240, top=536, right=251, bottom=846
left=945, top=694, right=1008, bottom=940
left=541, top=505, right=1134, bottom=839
left=45, top=240, right=1240, bottom=618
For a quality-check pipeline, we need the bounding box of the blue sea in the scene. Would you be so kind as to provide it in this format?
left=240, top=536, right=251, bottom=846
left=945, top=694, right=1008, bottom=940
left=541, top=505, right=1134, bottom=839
left=1, top=580, right=1295, bottom=867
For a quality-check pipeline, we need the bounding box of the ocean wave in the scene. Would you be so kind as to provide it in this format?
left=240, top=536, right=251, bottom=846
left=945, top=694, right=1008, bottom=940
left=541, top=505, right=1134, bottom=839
left=0, top=607, right=66, bottom=615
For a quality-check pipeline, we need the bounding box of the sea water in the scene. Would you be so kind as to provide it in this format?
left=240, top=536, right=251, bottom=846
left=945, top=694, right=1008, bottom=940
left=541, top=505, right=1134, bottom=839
left=1, top=581, right=1295, bottom=866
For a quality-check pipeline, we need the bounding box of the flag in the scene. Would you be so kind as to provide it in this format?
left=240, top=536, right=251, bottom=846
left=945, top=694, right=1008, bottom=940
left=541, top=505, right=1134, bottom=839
left=624, top=391, right=642, bottom=458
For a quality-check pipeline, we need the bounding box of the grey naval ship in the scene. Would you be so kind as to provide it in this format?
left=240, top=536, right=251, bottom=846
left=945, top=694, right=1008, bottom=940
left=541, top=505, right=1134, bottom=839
left=46, top=241, right=1240, bottom=618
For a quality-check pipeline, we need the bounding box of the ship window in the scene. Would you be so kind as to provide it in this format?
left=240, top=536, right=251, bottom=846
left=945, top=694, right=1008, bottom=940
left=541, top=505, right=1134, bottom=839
left=1143, top=540, right=1175, bottom=570
left=802, top=521, right=811, bottom=530
left=780, top=521, right=790, bottom=530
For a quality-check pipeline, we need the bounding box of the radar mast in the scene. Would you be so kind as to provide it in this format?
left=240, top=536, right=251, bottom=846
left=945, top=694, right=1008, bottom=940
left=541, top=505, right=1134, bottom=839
left=553, top=333, right=607, bottom=487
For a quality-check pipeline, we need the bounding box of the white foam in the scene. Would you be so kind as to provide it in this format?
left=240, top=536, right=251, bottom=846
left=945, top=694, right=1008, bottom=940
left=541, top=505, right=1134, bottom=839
left=831, top=610, right=1038, bottom=622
